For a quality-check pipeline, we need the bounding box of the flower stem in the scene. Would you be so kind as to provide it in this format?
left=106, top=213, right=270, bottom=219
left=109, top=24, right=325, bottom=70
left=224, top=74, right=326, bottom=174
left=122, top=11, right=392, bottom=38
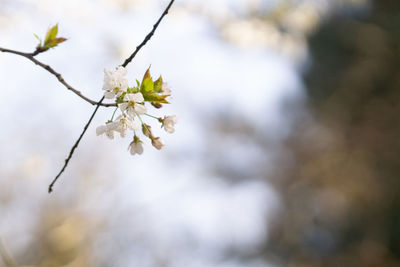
left=137, top=114, right=152, bottom=137
left=144, top=113, right=160, bottom=120
left=110, top=107, right=118, bottom=121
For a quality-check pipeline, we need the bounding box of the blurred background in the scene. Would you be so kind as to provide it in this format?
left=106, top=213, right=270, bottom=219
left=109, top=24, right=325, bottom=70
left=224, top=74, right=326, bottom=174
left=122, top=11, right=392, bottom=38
left=0, top=0, right=399, bottom=266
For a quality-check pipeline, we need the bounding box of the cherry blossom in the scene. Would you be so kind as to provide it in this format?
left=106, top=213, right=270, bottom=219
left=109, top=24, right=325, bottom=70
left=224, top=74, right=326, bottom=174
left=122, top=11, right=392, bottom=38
left=102, top=66, right=128, bottom=99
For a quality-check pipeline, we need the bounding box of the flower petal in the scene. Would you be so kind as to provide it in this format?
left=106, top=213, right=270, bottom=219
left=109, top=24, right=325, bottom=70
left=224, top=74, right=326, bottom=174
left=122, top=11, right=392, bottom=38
left=123, top=93, right=133, bottom=102
left=132, top=92, right=144, bottom=102
left=104, top=91, right=115, bottom=99
left=127, top=119, right=140, bottom=131
left=126, top=108, right=136, bottom=118
left=134, top=104, right=147, bottom=114
left=96, top=125, right=106, bottom=136
left=118, top=103, right=128, bottom=112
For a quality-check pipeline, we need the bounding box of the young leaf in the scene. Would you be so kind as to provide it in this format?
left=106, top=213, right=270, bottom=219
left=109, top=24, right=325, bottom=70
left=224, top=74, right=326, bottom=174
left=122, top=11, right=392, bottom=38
left=141, top=77, right=154, bottom=93
left=54, top=37, right=67, bottom=44
left=34, top=34, right=42, bottom=43
left=143, top=92, right=169, bottom=103
left=44, top=37, right=67, bottom=49
left=141, top=68, right=151, bottom=84
left=116, top=93, right=126, bottom=104
left=127, top=87, right=139, bottom=94
left=154, top=76, right=163, bottom=92
left=44, top=24, right=59, bottom=45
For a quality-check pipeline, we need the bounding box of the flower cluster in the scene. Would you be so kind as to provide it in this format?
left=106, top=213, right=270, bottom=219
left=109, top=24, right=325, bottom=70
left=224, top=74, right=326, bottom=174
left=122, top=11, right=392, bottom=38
left=96, top=66, right=177, bottom=155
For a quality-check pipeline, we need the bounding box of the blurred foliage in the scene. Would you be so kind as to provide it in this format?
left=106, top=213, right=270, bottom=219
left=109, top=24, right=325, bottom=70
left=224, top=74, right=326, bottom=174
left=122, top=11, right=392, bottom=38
left=0, top=206, right=92, bottom=267
left=206, top=0, right=400, bottom=266
left=266, top=0, right=400, bottom=266
left=204, top=0, right=370, bottom=61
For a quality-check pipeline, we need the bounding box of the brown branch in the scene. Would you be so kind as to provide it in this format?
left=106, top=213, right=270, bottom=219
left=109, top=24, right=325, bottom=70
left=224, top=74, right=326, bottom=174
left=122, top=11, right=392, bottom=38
left=48, top=96, right=105, bottom=193
left=48, top=0, right=175, bottom=193
left=121, top=0, right=175, bottom=67
left=0, top=47, right=117, bottom=107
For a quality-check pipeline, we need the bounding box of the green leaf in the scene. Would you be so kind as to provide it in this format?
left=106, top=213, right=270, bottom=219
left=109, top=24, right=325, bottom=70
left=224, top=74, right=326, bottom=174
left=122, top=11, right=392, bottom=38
left=34, top=34, right=42, bottom=43
left=136, top=79, right=141, bottom=88
left=141, top=67, right=151, bottom=85
left=44, top=41, right=57, bottom=49
left=116, top=92, right=126, bottom=104
left=127, top=87, right=139, bottom=94
left=140, top=77, right=154, bottom=93
left=143, top=93, right=169, bottom=103
left=54, top=37, right=67, bottom=44
left=44, top=24, right=58, bottom=45
left=154, top=75, right=163, bottom=92
left=44, top=37, right=67, bottom=49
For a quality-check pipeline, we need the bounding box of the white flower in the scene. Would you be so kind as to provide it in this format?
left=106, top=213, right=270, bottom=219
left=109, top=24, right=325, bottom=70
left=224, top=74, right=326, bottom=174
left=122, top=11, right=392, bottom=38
left=151, top=137, right=165, bottom=150
left=113, top=114, right=140, bottom=138
left=96, top=122, right=117, bottom=139
left=102, top=66, right=128, bottom=99
left=118, top=93, right=147, bottom=117
left=161, top=115, right=178, bottom=133
left=129, top=142, right=144, bottom=155
left=128, top=136, right=144, bottom=155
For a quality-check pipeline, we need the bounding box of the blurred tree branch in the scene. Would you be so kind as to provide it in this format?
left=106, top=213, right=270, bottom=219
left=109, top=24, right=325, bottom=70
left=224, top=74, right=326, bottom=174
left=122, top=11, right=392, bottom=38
left=0, top=238, right=34, bottom=267
left=0, top=238, right=17, bottom=267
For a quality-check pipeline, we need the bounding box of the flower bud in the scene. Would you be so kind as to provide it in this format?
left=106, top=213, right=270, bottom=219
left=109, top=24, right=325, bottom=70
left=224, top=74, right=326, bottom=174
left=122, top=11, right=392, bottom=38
left=151, top=102, right=163, bottom=109
left=142, top=123, right=153, bottom=138
left=151, top=137, right=165, bottom=150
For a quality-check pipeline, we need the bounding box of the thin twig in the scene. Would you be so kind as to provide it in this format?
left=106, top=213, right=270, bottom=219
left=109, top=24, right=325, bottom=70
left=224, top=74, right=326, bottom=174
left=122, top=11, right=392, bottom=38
left=121, top=0, right=175, bottom=67
left=48, top=0, right=175, bottom=193
left=0, top=47, right=116, bottom=107
left=48, top=96, right=105, bottom=193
